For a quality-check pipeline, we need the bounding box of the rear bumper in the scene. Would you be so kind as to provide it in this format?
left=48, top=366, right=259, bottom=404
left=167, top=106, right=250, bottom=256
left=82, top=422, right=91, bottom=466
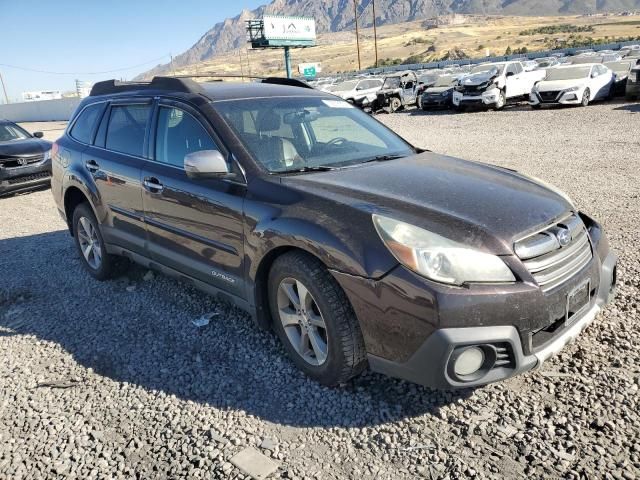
left=332, top=218, right=617, bottom=389
left=0, top=160, right=52, bottom=196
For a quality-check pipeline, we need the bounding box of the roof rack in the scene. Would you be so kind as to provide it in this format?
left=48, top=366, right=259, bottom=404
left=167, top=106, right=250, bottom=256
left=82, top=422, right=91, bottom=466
left=90, top=76, right=205, bottom=97
left=261, top=77, right=313, bottom=89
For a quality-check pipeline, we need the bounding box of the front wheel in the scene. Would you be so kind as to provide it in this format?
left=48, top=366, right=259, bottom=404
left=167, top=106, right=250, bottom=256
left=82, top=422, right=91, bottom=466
left=268, top=251, right=367, bottom=386
left=494, top=90, right=506, bottom=110
left=581, top=88, right=590, bottom=107
left=389, top=97, right=402, bottom=113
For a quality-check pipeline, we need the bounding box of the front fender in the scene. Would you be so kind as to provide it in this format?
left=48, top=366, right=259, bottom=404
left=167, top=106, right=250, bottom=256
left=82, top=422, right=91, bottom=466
left=247, top=216, right=396, bottom=283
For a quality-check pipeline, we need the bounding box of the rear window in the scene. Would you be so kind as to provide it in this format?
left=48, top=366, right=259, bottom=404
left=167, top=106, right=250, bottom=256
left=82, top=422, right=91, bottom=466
left=105, top=104, right=151, bottom=157
left=70, top=103, right=105, bottom=144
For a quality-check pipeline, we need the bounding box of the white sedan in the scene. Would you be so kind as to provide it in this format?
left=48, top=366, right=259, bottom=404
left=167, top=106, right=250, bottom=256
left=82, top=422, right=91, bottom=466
left=530, top=64, right=614, bottom=108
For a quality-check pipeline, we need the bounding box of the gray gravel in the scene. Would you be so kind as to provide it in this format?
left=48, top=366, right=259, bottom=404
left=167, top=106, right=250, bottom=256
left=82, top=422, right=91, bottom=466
left=1, top=102, right=639, bottom=479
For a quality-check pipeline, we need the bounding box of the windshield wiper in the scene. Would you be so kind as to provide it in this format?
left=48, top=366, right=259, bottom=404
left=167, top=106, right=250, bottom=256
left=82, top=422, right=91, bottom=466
left=277, top=165, right=338, bottom=174
left=360, top=154, right=405, bottom=164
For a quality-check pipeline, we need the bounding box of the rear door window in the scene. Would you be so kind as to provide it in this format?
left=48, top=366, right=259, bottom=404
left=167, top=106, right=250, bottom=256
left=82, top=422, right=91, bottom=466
left=70, top=103, right=105, bottom=144
left=105, top=104, right=151, bottom=157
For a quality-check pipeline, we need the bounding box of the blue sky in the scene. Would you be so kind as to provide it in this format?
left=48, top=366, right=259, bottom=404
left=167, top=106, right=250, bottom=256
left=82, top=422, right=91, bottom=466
left=0, top=0, right=266, bottom=102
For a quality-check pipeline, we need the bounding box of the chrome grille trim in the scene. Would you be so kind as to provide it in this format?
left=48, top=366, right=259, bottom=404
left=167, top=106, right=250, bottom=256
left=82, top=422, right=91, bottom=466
left=515, top=213, right=593, bottom=291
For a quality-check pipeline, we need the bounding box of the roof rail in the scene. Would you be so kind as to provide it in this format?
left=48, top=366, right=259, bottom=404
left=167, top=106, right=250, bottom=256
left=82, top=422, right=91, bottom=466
left=90, top=76, right=205, bottom=97
left=261, top=77, right=313, bottom=89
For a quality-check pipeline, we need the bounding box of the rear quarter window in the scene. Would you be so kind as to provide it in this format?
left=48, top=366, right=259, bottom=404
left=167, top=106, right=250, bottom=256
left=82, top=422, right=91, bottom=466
left=69, top=103, right=105, bottom=144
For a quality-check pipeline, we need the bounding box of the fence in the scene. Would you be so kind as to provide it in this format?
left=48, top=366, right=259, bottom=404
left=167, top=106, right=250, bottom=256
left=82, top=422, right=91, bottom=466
left=0, top=97, right=82, bottom=123
left=361, top=40, right=640, bottom=76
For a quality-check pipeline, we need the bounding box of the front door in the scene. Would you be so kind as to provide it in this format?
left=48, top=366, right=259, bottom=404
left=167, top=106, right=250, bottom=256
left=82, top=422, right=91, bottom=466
left=141, top=101, right=246, bottom=297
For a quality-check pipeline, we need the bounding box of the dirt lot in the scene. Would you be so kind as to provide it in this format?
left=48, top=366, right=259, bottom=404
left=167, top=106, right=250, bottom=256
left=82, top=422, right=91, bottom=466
left=2, top=102, right=639, bottom=479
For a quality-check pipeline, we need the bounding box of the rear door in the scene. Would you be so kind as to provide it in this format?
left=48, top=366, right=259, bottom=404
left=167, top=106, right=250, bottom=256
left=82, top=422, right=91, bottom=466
left=141, top=99, right=246, bottom=297
left=84, top=99, right=152, bottom=253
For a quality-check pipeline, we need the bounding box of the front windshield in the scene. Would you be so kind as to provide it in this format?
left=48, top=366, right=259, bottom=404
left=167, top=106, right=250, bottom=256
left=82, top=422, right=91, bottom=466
left=470, top=64, right=503, bottom=75
left=605, top=62, right=632, bottom=74
left=0, top=123, right=30, bottom=142
left=214, top=96, right=414, bottom=173
left=382, top=77, right=401, bottom=89
left=545, top=66, right=591, bottom=81
left=331, top=80, right=359, bottom=92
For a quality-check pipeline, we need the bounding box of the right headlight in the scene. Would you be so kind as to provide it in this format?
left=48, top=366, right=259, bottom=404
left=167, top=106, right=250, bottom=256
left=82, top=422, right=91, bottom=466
left=372, top=214, right=515, bottom=286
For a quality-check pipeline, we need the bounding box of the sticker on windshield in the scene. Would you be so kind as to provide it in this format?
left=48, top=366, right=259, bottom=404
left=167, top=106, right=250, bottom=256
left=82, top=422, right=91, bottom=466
left=322, top=99, right=355, bottom=109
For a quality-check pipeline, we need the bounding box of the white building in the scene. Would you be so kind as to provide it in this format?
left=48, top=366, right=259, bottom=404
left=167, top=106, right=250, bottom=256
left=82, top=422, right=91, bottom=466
left=22, top=90, right=63, bottom=102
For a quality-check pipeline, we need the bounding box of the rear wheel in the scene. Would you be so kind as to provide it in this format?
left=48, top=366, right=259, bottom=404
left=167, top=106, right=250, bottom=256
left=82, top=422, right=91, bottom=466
left=268, top=251, right=367, bottom=386
left=581, top=88, right=590, bottom=107
left=72, top=203, right=127, bottom=280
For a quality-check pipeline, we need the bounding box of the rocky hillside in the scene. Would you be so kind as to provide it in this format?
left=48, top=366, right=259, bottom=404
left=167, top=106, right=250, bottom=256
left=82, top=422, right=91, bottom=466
left=136, top=0, right=639, bottom=79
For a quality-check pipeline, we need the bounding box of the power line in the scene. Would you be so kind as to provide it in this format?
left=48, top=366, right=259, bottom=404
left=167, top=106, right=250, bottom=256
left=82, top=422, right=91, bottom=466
left=0, top=54, right=171, bottom=76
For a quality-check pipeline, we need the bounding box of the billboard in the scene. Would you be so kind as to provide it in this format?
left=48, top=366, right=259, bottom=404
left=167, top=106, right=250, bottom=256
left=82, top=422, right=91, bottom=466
left=263, top=15, right=316, bottom=43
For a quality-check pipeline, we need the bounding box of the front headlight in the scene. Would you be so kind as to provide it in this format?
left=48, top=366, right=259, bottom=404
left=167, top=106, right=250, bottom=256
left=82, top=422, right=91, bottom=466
left=563, top=86, right=580, bottom=93
left=372, top=215, right=515, bottom=286
left=43, top=149, right=52, bottom=161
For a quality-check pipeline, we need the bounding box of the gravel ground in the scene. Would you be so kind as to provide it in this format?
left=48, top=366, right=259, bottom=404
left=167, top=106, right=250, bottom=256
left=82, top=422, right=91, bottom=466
left=1, top=102, right=639, bottom=479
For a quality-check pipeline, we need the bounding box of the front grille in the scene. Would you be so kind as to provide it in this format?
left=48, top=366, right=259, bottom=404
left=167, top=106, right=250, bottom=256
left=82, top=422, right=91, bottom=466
left=460, top=85, right=484, bottom=96
left=7, top=171, right=50, bottom=185
left=0, top=154, right=44, bottom=169
left=539, top=91, right=560, bottom=102
left=514, top=213, right=593, bottom=292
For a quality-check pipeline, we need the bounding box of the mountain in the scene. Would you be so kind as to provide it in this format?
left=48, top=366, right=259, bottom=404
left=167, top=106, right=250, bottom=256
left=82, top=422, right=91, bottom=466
left=135, top=0, right=640, bottom=79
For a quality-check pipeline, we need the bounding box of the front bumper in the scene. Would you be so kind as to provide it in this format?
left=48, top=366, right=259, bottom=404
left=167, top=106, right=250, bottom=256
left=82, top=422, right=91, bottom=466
left=530, top=89, right=583, bottom=106
left=0, top=158, right=52, bottom=196
left=332, top=218, right=617, bottom=389
left=422, top=94, right=452, bottom=108
left=452, top=87, right=500, bottom=107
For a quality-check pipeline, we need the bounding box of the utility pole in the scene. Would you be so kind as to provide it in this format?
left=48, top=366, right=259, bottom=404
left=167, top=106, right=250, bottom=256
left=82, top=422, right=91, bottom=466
left=0, top=71, right=9, bottom=104
left=170, top=53, right=176, bottom=76
left=372, top=0, right=379, bottom=68
left=353, top=0, right=362, bottom=70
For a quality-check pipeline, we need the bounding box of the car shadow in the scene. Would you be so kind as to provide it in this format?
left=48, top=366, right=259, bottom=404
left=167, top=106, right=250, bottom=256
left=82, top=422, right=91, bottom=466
left=613, top=102, right=640, bottom=113
left=0, top=231, right=473, bottom=428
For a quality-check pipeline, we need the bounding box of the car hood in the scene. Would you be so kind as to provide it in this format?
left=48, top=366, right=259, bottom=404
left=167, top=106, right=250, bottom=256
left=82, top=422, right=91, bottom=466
left=282, top=152, right=571, bottom=254
left=425, top=86, right=453, bottom=94
left=0, top=138, right=51, bottom=156
left=460, top=70, right=498, bottom=86
left=536, top=79, right=586, bottom=92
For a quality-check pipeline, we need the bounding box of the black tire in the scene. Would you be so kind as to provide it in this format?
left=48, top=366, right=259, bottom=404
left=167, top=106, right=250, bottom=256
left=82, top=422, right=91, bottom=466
left=494, top=90, right=506, bottom=110
left=72, top=203, right=128, bottom=280
left=454, top=103, right=466, bottom=113
left=581, top=88, right=590, bottom=107
left=268, top=251, right=367, bottom=386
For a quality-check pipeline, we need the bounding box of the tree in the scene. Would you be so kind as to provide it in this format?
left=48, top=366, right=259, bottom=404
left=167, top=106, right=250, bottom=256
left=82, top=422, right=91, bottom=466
left=505, top=46, right=512, bottom=55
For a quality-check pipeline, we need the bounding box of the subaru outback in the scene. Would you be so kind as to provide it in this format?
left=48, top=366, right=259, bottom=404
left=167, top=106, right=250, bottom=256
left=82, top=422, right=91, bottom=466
left=51, top=77, right=617, bottom=389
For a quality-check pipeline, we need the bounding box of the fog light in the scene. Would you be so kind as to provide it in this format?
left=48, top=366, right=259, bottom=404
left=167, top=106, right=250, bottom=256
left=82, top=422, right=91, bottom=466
left=454, top=347, right=485, bottom=376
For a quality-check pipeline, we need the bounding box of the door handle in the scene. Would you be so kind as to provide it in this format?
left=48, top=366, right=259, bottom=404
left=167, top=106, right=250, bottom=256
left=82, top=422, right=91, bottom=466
left=85, top=159, right=99, bottom=173
left=143, top=177, right=164, bottom=193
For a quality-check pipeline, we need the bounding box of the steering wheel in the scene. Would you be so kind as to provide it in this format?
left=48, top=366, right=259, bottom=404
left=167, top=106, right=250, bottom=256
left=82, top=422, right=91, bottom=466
left=326, top=137, right=348, bottom=147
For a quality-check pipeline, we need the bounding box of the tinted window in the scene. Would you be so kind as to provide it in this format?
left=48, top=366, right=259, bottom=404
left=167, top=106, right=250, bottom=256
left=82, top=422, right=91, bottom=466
left=105, top=104, right=151, bottom=157
left=70, top=103, right=105, bottom=144
left=155, top=107, right=217, bottom=167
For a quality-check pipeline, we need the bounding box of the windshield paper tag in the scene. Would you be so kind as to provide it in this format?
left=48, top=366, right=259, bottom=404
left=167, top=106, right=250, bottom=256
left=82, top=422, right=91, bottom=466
left=322, top=99, right=354, bottom=109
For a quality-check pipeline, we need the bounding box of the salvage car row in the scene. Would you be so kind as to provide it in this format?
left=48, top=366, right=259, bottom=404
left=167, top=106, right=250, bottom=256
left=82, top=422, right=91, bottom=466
left=311, top=45, right=640, bottom=112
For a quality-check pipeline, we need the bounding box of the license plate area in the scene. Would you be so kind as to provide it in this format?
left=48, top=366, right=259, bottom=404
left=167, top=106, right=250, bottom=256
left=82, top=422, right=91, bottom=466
left=566, top=278, right=591, bottom=324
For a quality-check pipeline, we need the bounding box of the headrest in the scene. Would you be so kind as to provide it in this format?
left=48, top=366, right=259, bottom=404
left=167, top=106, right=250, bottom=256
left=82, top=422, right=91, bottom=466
left=255, top=110, right=281, bottom=132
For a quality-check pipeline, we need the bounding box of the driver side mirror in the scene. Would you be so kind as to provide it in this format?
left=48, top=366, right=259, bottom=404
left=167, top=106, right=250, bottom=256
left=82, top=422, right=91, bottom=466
left=591, top=71, right=598, bottom=78
left=33, top=131, right=44, bottom=138
left=506, top=72, right=515, bottom=77
left=184, top=150, right=230, bottom=179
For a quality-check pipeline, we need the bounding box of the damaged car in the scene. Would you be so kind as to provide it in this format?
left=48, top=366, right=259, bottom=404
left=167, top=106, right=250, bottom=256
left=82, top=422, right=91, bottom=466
left=374, top=71, right=420, bottom=113
left=452, top=61, right=546, bottom=111
left=421, top=75, right=458, bottom=110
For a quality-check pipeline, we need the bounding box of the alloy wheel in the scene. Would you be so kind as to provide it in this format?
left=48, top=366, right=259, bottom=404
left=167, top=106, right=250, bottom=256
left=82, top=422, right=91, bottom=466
left=276, top=277, right=328, bottom=366
left=77, top=216, right=102, bottom=270
left=581, top=89, right=590, bottom=107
